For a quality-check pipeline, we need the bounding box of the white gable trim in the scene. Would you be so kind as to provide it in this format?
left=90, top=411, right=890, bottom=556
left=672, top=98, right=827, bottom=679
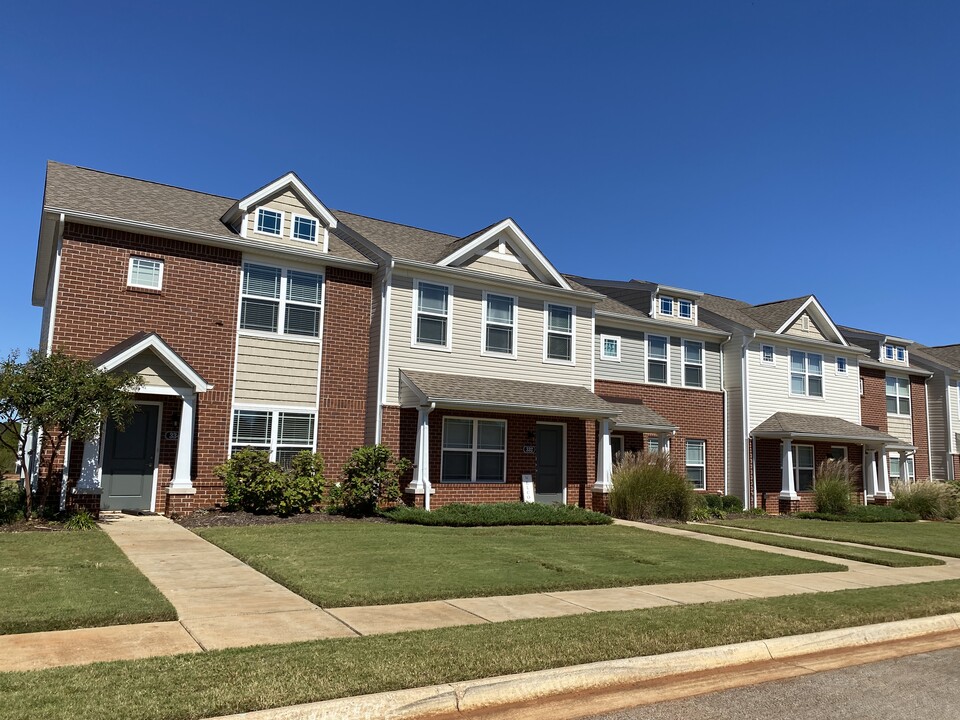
left=436, top=219, right=571, bottom=290
left=238, top=173, right=337, bottom=229
left=776, top=297, right=848, bottom=346
left=98, top=335, right=212, bottom=393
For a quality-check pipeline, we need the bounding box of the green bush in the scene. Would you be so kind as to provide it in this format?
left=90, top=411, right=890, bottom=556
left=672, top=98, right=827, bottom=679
left=814, top=459, right=858, bottom=515
left=0, top=481, right=25, bottom=524
left=608, top=451, right=695, bottom=522
left=215, top=448, right=326, bottom=516
left=703, top=494, right=743, bottom=513
left=891, top=480, right=959, bottom=520
left=796, top=505, right=919, bottom=523
left=329, top=444, right=411, bottom=517
left=65, top=508, right=96, bottom=530
left=384, top=502, right=613, bottom=526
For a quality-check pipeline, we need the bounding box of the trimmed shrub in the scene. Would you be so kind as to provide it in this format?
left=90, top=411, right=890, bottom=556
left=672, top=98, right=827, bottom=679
left=0, top=481, right=25, bottom=524
left=329, top=444, right=411, bottom=517
left=608, top=451, right=695, bottom=522
left=704, top=494, right=743, bottom=513
left=796, top=505, right=919, bottom=523
left=384, top=502, right=612, bottom=526
left=814, top=459, right=858, bottom=515
left=215, top=448, right=326, bottom=516
left=891, top=480, right=959, bottom=520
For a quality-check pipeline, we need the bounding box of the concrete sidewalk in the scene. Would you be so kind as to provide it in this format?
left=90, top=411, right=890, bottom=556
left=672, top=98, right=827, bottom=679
left=2, top=514, right=960, bottom=672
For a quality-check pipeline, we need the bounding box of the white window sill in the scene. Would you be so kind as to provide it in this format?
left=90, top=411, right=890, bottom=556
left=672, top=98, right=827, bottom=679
left=411, top=342, right=452, bottom=353
left=238, top=330, right=323, bottom=344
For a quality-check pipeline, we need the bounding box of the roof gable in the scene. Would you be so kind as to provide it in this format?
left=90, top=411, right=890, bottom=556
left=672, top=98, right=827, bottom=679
left=93, top=332, right=212, bottom=393
left=225, top=172, right=337, bottom=229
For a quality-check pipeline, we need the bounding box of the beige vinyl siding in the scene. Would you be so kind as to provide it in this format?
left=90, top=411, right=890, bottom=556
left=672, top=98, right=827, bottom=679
left=234, top=335, right=319, bottom=405
left=746, top=341, right=861, bottom=431
left=723, top=338, right=747, bottom=501
left=784, top=312, right=828, bottom=341
left=927, top=373, right=949, bottom=478
left=245, top=190, right=326, bottom=251
left=118, top=350, right=190, bottom=392
left=461, top=244, right=542, bottom=283
left=886, top=414, right=913, bottom=445
left=385, top=273, right=592, bottom=405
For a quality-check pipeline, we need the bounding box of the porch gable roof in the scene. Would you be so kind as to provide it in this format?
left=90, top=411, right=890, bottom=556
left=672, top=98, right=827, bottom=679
left=753, top=412, right=910, bottom=448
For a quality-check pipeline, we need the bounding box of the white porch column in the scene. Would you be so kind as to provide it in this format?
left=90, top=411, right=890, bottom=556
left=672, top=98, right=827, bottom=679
left=865, top=448, right=878, bottom=499
left=169, top=393, right=196, bottom=493
left=406, top=405, right=435, bottom=509
left=876, top=447, right=894, bottom=499
left=899, top=450, right=910, bottom=484
left=594, top=418, right=613, bottom=493
left=658, top=432, right=671, bottom=456
left=780, top=439, right=798, bottom=499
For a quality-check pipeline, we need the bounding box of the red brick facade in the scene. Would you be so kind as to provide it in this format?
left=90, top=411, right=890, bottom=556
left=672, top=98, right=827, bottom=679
left=910, top=375, right=931, bottom=480
left=594, top=380, right=725, bottom=495
left=859, top=367, right=888, bottom=432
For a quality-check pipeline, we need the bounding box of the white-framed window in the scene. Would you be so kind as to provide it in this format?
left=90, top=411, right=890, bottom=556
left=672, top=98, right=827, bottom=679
left=413, top=280, right=452, bottom=349
left=829, top=446, right=848, bottom=462
left=790, top=350, right=823, bottom=397
left=291, top=214, right=318, bottom=243
left=482, top=292, right=516, bottom=356
left=795, top=444, right=815, bottom=491
left=647, top=437, right=660, bottom=453
left=230, top=408, right=315, bottom=469
left=441, top=417, right=507, bottom=482
left=884, top=344, right=907, bottom=363
left=889, top=454, right=915, bottom=482
left=685, top=439, right=705, bottom=490
left=256, top=207, right=283, bottom=236
left=600, top=334, right=621, bottom=361
left=545, top=303, right=574, bottom=362
left=897, top=346, right=906, bottom=362
left=683, top=340, right=703, bottom=388
left=128, top=256, right=163, bottom=290
left=886, top=376, right=911, bottom=415
left=678, top=299, right=692, bottom=319
left=240, top=263, right=323, bottom=338
left=659, top=296, right=674, bottom=316
left=761, top=344, right=775, bottom=364
left=836, top=357, right=848, bottom=374
left=647, top=335, right=668, bottom=384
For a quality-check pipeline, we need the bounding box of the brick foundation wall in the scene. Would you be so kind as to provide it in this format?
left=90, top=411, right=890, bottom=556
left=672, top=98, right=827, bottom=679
left=594, top=380, right=724, bottom=495
left=860, top=367, right=888, bottom=433
left=52, top=223, right=240, bottom=513
left=910, top=375, right=931, bottom=480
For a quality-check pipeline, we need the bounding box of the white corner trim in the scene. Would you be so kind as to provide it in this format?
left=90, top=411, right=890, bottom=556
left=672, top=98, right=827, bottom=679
left=238, top=173, right=338, bottom=229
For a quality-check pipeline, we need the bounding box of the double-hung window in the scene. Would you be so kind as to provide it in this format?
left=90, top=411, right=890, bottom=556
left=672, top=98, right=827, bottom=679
left=441, top=417, right=507, bottom=482
left=886, top=376, right=910, bottom=415
left=889, top=454, right=915, bottom=482
left=836, top=357, right=848, bottom=374
left=678, top=299, right=692, bottom=319
left=683, top=340, right=703, bottom=387
left=545, top=303, right=574, bottom=362
left=685, top=440, right=705, bottom=489
left=128, top=257, right=163, bottom=290
left=794, top=444, right=815, bottom=491
left=414, top=281, right=450, bottom=347
left=483, top=293, right=516, bottom=355
left=292, top=214, right=318, bottom=243
left=600, top=334, right=621, bottom=361
left=256, top=208, right=283, bottom=236
left=647, top=335, right=668, bottom=384
left=231, top=409, right=315, bottom=469
left=240, top=264, right=323, bottom=337
left=761, top=344, right=775, bottom=364
left=659, top=296, right=673, bottom=316
left=790, top=351, right=823, bottom=397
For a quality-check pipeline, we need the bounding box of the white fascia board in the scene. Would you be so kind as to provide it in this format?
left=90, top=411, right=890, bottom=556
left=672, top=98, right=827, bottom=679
left=436, top=219, right=572, bottom=291
left=402, top=398, right=620, bottom=419
left=236, top=173, right=338, bottom=229
left=754, top=329, right=869, bottom=355
left=98, top=335, right=212, bottom=393
left=775, top=296, right=848, bottom=346
left=32, top=213, right=60, bottom=306
left=595, top=310, right=730, bottom=339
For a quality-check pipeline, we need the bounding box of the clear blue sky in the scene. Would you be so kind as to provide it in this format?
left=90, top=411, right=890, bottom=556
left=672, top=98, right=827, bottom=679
left=2, top=1, right=957, bottom=355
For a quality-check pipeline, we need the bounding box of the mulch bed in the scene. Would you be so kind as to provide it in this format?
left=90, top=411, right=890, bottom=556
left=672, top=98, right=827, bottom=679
left=0, top=520, right=69, bottom=533
left=173, top=509, right=393, bottom=528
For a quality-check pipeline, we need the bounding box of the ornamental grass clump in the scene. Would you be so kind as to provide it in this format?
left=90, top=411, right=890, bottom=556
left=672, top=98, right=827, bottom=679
left=814, top=459, right=859, bottom=515
left=608, top=451, right=695, bottom=522
left=892, top=480, right=959, bottom=520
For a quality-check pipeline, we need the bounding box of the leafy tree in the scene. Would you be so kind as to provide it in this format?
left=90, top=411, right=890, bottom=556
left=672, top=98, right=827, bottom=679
left=0, top=422, right=18, bottom=475
left=0, top=350, right=140, bottom=518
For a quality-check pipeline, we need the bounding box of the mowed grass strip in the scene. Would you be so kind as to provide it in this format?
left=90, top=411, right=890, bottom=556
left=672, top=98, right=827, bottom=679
left=721, top=518, right=960, bottom=558
left=681, top=523, right=944, bottom=567
left=195, top=523, right=841, bottom=607
left=0, top=530, right=176, bottom=635
left=6, top=580, right=960, bottom=720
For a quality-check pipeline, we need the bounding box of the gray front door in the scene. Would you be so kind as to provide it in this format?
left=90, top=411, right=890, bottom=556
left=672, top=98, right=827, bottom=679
left=535, top=424, right=564, bottom=504
left=101, top=405, right=159, bottom=511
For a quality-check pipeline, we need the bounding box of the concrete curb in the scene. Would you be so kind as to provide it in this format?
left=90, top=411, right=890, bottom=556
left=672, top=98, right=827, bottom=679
left=213, top=613, right=960, bottom=720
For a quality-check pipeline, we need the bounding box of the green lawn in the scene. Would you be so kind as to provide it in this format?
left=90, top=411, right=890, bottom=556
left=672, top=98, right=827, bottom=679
left=721, top=518, right=960, bottom=558
left=681, top=523, right=944, bottom=567
left=0, top=530, right=176, bottom=635
left=5, top=580, right=960, bottom=720
left=195, top=523, right=840, bottom=607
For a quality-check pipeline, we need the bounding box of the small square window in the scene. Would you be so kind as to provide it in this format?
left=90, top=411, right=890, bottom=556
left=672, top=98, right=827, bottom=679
left=128, top=257, right=163, bottom=290
left=837, top=357, right=847, bottom=373
left=896, top=347, right=905, bottom=362
left=659, top=297, right=673, bottom=316
left=761, top=345, right=775, bottom=364
left=256, top=208, right=283, bottom=236
left=292, top=215, right=317, bottom=242
left=600, top=334, right=620, bottom=361
left=885, top=345, right=895, bottom=360
left=678, top=299, right=692, bottom=319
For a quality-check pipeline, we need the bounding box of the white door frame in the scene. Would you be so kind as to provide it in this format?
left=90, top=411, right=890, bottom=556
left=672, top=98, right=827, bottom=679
left=99, top=400, right=163, bottom=512
left=535, top=421, right=567, bottom=504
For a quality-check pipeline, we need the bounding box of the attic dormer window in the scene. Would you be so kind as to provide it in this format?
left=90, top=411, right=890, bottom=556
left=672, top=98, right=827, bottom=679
left=678, top=299, right=692, bottom=319
left=659, top=297, right=673, bottom=316
left=256, top=208, right=283, bottom=236
left=292, top=214, right=317, bottom=243
left=884, top=344, right=907, bottom=362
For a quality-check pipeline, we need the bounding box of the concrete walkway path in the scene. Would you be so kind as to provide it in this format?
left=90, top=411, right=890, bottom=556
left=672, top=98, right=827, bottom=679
left=2, top=514, right=960, bottom=673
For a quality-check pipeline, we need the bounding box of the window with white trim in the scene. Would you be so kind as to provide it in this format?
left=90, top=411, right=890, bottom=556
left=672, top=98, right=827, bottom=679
left=292, top=214, right=318, bottom=243
left=647, top=335, right=668, bottom=384
left=659, top=296, right=673, bottom=316
left=829, top=446, right=847, bottom=462
left=230, top=409, right=315, bottom=469
left=240, top=263, right=323, bottom=337
left=685, top=440, right=705, bottom=490
left=889, top=454, right=915, bottom=482
left=483, top=292, right=515, bottom=355
left=414, top=281, right=450, bottom=347
left=836, top=357, right=847, bottom=374
left=600, top=334, right=621, bottom=361
left=683, top=340, right=703, bottom=388
left=610, top=435, right=624, bottom=460
left=790, top=351, right=823, bottom=397
left=678, top=299, right=692, bottom=319
left=256, top=207, right=283, bottom=236
left=886, top=376, right=910, bottom=415
left=884, top=344, right=907, bottom=362
left=795, top=444, right=815, bottom=491
left=441, top=417, right=506, bottom=482
left=761, top=344, right=775, bottom=364
left=545, top=303, right=574, bottom=362
left=128, top=257, right=163, bottom=290
left=647, top=437, right=660, bottom=453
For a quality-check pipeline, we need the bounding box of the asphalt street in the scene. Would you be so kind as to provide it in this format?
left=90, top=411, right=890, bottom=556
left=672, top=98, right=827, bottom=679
left=583, top=646, right=960, bottom=720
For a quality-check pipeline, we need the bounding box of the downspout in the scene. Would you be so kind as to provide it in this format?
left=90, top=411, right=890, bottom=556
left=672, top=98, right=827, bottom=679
left=374, top=260, right=394, bottom=444
left=741, top=333, right=754, bottom=508
left=719, top=334, right=729, bottom=496
left=44, top=214, right=65, bottom=357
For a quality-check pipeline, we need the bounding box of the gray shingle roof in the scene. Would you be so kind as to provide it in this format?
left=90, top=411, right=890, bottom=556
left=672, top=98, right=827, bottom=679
left=753, top=412, right=907, bottom=445
left=330, top=209, right=465, bottom=263
left=44, top=162, right=373, bottom=265
left=605, top=401, right=676, bottom=431
left=859, top=357, right=933, bottom=377
left=741, top=297, right=809, bottom=332
left=400, top=370, right=617, bottom=417
left=911, top=344, right=960, bottom=372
